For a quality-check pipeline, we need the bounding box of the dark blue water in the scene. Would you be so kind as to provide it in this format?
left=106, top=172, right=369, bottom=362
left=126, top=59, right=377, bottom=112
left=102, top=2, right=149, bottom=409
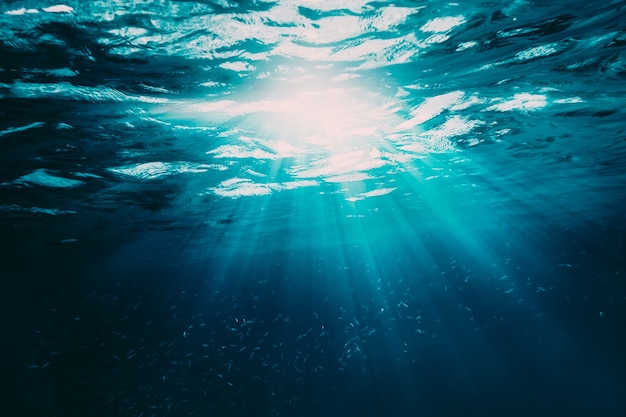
left=1, top=1, right=626, bottom=416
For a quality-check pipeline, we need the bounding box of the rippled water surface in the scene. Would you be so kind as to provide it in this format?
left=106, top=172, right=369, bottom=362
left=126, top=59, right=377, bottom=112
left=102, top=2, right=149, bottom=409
left=1, top=1, right=626, bottom=416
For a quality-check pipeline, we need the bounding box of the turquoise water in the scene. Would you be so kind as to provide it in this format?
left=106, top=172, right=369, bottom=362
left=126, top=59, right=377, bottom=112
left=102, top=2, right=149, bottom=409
left=1, top=1, right=625, bottom=416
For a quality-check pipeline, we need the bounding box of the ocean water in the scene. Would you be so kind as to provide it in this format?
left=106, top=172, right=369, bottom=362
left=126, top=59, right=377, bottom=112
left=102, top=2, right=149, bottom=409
left=1, top=1, right=625, bottom=416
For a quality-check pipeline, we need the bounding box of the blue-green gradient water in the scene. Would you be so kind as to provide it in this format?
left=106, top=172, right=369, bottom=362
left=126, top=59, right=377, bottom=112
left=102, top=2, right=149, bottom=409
left=1, top=1, right=625, bottom=416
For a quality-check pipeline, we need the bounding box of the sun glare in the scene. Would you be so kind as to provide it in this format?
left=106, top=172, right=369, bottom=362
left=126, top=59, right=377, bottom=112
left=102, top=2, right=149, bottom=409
left=197, top=69, right=403, bottom=151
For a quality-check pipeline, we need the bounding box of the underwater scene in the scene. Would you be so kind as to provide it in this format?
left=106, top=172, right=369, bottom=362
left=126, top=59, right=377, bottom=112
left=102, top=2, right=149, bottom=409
left=1, top=1, right=625, bottom=416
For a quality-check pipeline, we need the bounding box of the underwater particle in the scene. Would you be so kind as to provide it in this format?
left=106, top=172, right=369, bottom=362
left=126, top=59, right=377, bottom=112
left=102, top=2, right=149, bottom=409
left=59, top=239, right=79, bottom=244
